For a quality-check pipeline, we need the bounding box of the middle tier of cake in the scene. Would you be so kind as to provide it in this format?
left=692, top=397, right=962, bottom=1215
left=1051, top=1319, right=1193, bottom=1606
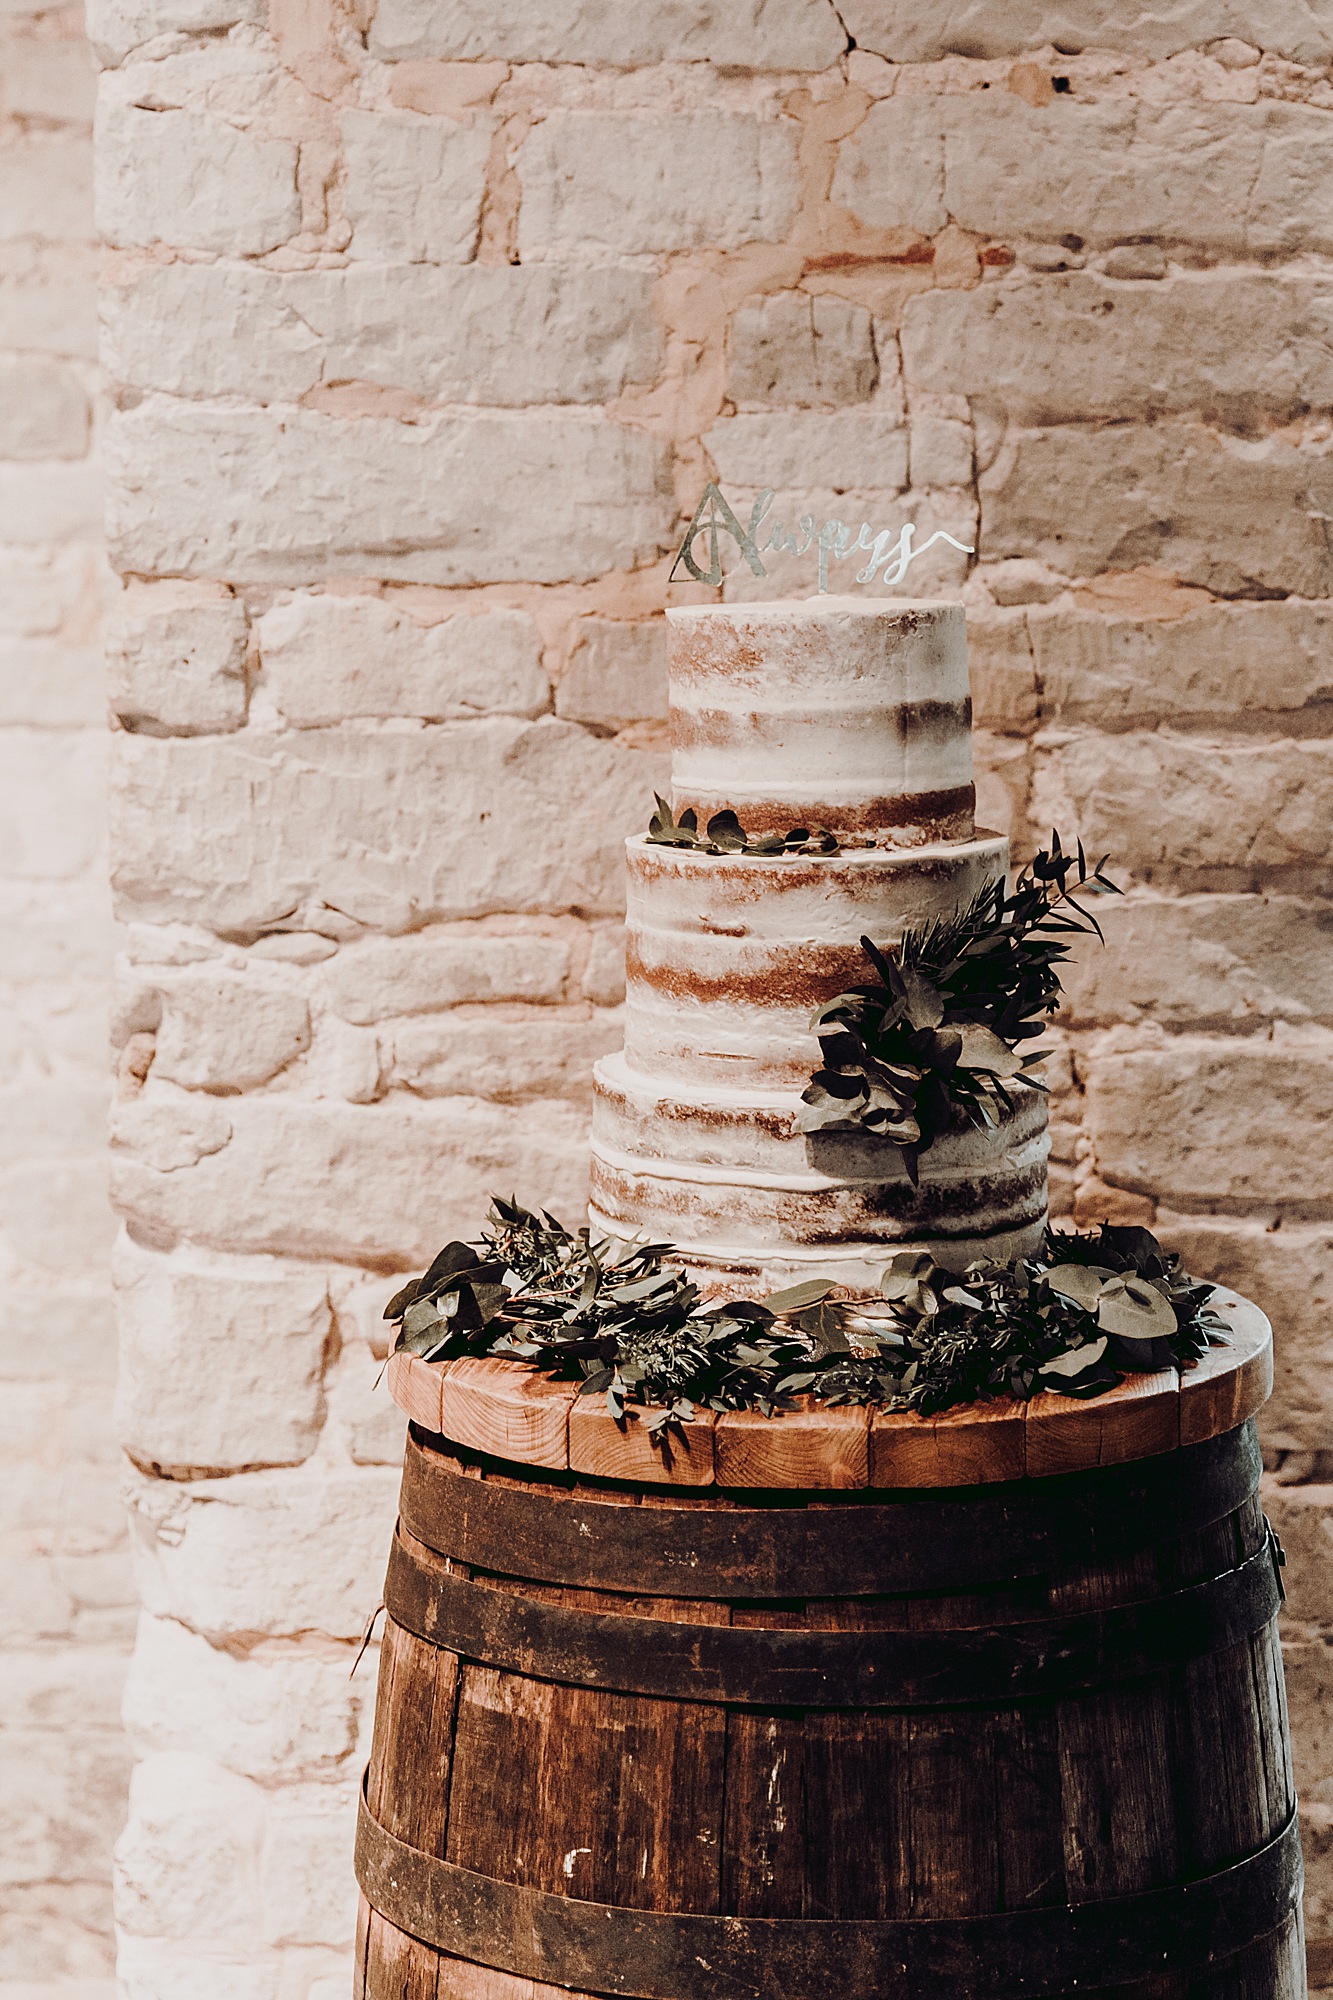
left=589, top=834, right=1051, bottom=1287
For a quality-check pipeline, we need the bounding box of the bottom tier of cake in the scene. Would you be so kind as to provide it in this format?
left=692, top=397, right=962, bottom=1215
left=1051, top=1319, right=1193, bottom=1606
left=589, top=1050, right=1049, bottom=1288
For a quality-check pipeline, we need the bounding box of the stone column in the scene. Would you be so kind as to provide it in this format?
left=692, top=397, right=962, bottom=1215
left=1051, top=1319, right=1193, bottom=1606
left=0, top=3, right=131, bottom=1990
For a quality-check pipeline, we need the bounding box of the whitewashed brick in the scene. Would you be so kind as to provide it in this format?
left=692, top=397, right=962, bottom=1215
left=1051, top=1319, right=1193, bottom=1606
left=831, top=96, right=947, bottom=237
left=102, top=263, right=664, bottom=407
left=0, top=458, right=102, bottom=544
left=115, top=1936, right=280, bottom=1999
left=1103, top=243, right=1167, bottom=281
left=0, top=545, right=100, bottom=636
left=2, top=37, right=96, bottom=121
left=838, top=0, right=1333, bottom=66
left=961, top=610, right=1040, bottom=733
left=0, top=134, right=94, bottom=242
left=110, top=723, right=668, bottom=932
left=909, top=415, right=973, bottom=489
left=123, top=1464, right=399, bottom=1640
left=390, top=1004, right=621, bottom=1099
left=111, top=1094, right=594, bottom=1264
left=1262, top=1482, right=1333, bottom=1629
left=727, top=291, right=879, bottom=409
left=153, top=973, right=310, bottom=1090
left=0, top=640, right=103, bottom=725
left=0, top=357, right=89, bottom=461
left=0, top=729, right=105, bottom=879
left=110, top=1094, right=232, bottom=1175
left=835, top=94, right=1333, bottom=255
left=114, top=1238, right=328, bottom=1472
left=983, top=420, right=1333, bottom=598
left=0, top=252, right=99, bottom=359
left=1087, top=1038, right=1333, bottom=1212
left=257, top=597, right=547, bottom=726
left=260, top=1784, right=358, bottom=1948
left=905, top=273, right=1333, bottom=426
left=705, top=409, right=908, bottom=492
left=1, top=1155, right=116, bottom=1272
left=340, top=109, right=491, bottom=265
left=1033, top=729, right=1333, bottom=889
left=0, top=1554, right=75, bottom=1643
left=95, top=102, right=299, bottom=256
left=580, top=924, right=626, bottom=1006
left=371, top=0, right=846, bottom=66
left=86, top=0, right=263, bottom=62
left=518, top=111, right=800, bottom=256
left=327, top=1342, right=407, bottom=1463
left=0, top=1718, right=130, bottom=1892
left=1154, top=1218, right=1333, bottom=1453
left=123, top=1615, right=362, bottom=1782
left=115, top=1753, right=263, bottom=1940
left=1031, top=599, right=1333, bottom=725
left=556, top=620, right=667, bottom=730
left=1061, top=894, right=1333, bottom=1031
left=106, top=404, right=674, bottom=585
left=321, top=927, right=572, bottom=1024
left=108, top=594, right=248, bottom=737
left=0, top=1079, right=107, bottom=1165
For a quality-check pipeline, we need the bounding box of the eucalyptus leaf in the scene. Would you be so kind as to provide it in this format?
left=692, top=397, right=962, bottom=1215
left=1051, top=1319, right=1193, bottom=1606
left=1096, top=1275, right=1178, bottom=1341
left=401, top=1297, right=443, bottom=1338
left=761, top=1279, right=838, bottom=1314
left=788, top=1299, right=855, bottom=1355
left=383, top=1278, right=422, bottom=1322
left=706, top=809, right=747, bottom=851
left=1045, top=1263, right=1117, bottom=1310
left=1039, top=1337, right=1108, bottom=1379
left=396, top=1320, right=452, bottom=1360
left=956, top=1025, right=1026, bottom=1077
left=795, top=1087, right=861, bottom=1134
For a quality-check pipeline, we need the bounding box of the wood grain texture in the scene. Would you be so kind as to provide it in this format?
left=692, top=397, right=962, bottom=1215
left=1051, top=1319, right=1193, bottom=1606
left=1180, top=1289, right=1274, bottom=1447
left=386, top=1352, right=445, bottom=1434
left=715, top=1399, right=869, bottom=1488
left=871, top=1398, right=1026, bottom=1488
left=386, top=1290, right=1271, bottom=1487
left=359, top=1417, right=1298, bottom=2000
left=568, top=1400, right=716, bottom=1485
left=436, top=1358, right=574, bottom=1469
left=1026, top=1368, right=1179, bottom=1479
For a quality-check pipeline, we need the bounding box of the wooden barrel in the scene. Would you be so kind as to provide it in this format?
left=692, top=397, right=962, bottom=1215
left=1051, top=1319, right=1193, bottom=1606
left=355, top=1297, right=1304, bottom=2000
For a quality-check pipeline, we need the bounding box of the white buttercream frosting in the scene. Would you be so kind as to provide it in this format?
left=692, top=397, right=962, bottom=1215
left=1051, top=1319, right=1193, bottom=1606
left=667, top=596, right=973, bottom=838
left=591, top=597, right=1049, bottom=1277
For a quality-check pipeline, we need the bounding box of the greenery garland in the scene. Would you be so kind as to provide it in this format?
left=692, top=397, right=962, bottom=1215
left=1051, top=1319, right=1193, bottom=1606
left=643, top=804, right=1119, bottom=1187
left=387, top=1201, right=1229, bottom=1437
left=798, top=834, right=1120, bottom=1182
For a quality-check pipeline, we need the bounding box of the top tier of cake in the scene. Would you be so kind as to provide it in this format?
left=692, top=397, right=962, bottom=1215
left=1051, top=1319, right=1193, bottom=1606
left=667, top=597, right=974, bottom=843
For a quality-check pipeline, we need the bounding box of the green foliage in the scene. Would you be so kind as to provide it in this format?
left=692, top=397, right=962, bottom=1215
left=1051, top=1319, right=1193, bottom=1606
left=798, top=833, right=1120, bottom=1181
left=646, top=795, right=841, bottom=857
left=384, top=1200, right=1229, bottom=1436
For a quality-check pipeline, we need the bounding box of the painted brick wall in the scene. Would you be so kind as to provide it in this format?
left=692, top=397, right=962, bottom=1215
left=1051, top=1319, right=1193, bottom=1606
left=90, top=4, right=1333, bottom=1994
left=0, top=2, right=132, bottom=1994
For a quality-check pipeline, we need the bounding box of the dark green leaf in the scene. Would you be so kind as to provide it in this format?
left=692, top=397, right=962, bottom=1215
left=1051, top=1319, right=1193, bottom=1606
left=761, top=1279, right=838, bottom=1314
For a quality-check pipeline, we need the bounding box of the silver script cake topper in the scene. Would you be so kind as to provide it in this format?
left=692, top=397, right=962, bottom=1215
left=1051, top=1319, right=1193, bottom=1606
left=669, top=483, right=975, bottom=594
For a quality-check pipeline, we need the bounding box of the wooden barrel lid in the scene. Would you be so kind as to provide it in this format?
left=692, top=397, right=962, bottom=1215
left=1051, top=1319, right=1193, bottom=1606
left=385, top=1287, right=1271, bottom=1490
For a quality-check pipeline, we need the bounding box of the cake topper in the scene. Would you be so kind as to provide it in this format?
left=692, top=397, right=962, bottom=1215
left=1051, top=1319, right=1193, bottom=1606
left=669, top=482, right=975, bottom=594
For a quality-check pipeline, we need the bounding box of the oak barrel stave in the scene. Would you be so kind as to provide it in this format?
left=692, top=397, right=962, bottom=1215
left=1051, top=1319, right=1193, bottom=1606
left=355, top=1420, right=1302, bottom=2000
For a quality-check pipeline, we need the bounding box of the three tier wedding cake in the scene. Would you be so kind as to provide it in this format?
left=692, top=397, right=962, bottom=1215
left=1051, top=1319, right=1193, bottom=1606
left=588, top=597, right=1051, bottom=1291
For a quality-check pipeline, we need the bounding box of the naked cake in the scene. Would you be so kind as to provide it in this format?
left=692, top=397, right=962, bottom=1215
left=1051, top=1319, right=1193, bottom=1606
left=588, top=597, right=1050, bottom=1289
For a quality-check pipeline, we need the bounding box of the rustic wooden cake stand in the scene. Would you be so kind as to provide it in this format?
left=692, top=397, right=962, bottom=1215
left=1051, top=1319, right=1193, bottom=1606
left=355, top=1289, right=1304, bottom=2000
